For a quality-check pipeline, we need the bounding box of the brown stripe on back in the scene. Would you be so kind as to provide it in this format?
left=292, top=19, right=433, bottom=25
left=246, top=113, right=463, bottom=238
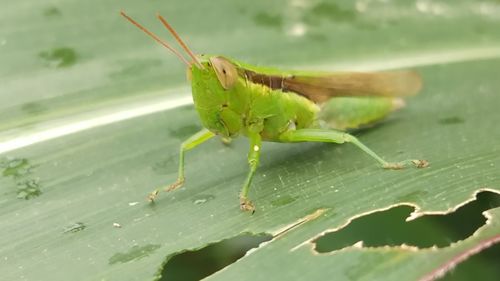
left=243, top=69, right=332, bottom=103
left=242, top=69, right=421, bottom=103
left=244, top=69, right=286, bottom=91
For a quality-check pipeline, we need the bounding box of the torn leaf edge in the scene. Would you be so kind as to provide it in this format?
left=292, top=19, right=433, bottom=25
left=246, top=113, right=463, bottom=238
left=291, top=187, right=500, bottom=253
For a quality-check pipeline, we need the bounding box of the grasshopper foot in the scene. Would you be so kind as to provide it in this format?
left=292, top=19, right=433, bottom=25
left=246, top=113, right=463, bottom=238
left=147, top=189, right=160, bottom=202
left=166, top=178, right=184, bottom=192
left=240, top=198, right=255, bottom=214
left=147, top=178, right=185, bottom=202
left=383, top=162, right=405, bottom=170
left=411, top=159, right=429, bottom=168
left=383, top=159, right=429, bottom=170
left=221, top=136, right=232, bottom=146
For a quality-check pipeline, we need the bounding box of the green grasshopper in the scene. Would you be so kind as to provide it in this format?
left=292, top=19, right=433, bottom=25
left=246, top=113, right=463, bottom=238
left=121, top=12, right=427, bottom=213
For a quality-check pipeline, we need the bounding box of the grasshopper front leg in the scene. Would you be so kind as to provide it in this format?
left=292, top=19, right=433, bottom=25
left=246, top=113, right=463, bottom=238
left=148, top=128, right=215, bottom=201
left=279, top=129, right=426, bottom=169
left=239, top=132, right=262, bottom=213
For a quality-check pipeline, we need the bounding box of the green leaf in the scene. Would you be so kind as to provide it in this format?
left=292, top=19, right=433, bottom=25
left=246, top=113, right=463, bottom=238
left=1, top=1, right=499, bottom=281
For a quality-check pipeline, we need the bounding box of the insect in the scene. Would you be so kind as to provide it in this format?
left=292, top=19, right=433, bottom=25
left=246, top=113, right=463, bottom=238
left=121, top=11, right=428, bottom=213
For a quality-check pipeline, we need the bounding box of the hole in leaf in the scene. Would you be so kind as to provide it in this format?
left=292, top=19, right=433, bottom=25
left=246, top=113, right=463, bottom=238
left=314, top=191, right=500, bottom=252
left=159, top=233, right=272, bottom=281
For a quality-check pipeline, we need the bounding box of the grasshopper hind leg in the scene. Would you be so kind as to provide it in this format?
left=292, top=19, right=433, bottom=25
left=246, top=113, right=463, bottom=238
left=278, top=128, right=427, bottom=169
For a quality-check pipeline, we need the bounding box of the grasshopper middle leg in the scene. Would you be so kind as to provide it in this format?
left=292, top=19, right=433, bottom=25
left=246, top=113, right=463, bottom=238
left=239, top=132, right=262, bottom=213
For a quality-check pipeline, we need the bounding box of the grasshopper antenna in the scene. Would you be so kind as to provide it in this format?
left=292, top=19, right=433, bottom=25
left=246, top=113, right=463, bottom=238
left=156, top=13, right=205, bottom=69
left=120, top=11, right=191, bottom=67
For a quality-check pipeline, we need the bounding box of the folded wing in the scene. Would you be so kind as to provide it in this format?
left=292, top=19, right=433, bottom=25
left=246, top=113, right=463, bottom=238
left=239, top=63, right=422, bottom=130
left=282, top=71, right=422, bottom=103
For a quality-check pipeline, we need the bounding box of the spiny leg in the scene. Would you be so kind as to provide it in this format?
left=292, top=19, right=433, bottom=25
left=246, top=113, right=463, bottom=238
left=148, top=128, right=215, bottom=201
left=240, top=132, right=262, bottom=213
left=279, top=128, right=426, bottom=169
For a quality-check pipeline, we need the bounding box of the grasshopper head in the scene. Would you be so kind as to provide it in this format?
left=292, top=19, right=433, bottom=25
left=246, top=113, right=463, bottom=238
left=190, top=55, right=243, bottom=137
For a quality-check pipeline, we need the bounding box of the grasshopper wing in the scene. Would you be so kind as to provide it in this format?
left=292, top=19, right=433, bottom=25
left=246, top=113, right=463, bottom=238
left=283, top=71, right=422, bottom=103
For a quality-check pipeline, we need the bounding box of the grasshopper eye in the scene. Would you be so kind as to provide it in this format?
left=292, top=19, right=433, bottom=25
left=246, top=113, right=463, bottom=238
left=209, top=56, right=238, bottom=90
